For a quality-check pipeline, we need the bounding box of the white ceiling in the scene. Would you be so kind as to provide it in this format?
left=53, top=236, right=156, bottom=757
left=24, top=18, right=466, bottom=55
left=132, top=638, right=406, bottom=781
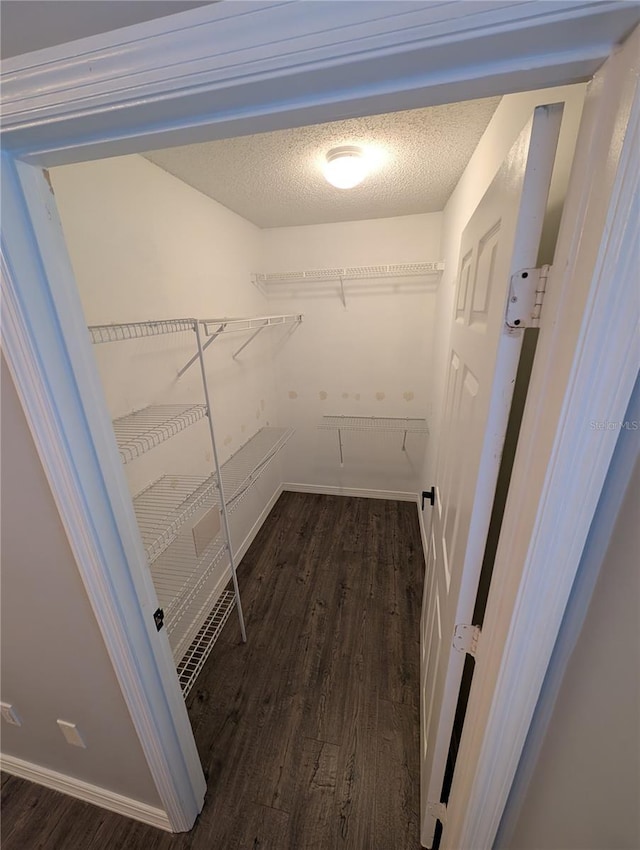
left=144, top=97, right=501, bottom=228
left=1, top=1, right=213, bottom=59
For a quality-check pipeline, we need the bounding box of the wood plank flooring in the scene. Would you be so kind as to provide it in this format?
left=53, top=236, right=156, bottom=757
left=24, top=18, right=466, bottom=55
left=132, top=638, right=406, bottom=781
left=1, top=493, right=425, bottom=850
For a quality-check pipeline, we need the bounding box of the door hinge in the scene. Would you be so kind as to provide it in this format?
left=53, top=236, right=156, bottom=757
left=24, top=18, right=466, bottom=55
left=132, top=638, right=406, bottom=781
left=506, top=265, right=551, bottom=329
left=453, top=623, right=481, bottom=656
left=422, top=487, right=435, bottom=509
left=427, top=801, right=447, bottom=824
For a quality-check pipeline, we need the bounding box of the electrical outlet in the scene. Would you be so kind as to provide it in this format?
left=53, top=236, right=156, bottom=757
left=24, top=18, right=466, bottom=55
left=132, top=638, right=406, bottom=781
left=57, top=719, right=86, bottom=748
left=0, top=702, right=22, bottom=726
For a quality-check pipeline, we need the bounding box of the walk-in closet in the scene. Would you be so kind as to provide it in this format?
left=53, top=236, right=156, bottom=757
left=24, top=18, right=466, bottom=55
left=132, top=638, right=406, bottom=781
left=41, top=80, right=585, bottom=845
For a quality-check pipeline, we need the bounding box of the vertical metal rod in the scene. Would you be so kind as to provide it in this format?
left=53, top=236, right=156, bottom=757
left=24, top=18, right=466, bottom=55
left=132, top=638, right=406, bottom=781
left=232, top=324, right=265, bottom=359
left=178, top=323, right=225, bottom=377
left=339, top=275, right=346, bottom=309
left=194, top=322, right=247, bottom=643
left=402, top=430, right=408, bottom=451
left=338, top=428, right=344, bottom=466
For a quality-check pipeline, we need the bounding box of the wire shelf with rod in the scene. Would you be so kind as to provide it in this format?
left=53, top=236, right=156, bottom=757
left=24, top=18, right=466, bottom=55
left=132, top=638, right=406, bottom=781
left=113, top=404, right=207, bottom=463
left=178, top=315, right=303, bottom=375
left=254, top=262, right=444, bottom=285
left=319, top=415, right=429, bottom=433
left=319, top=415, right=429, bottom=465
left=88, top=318, right=197, bottom=344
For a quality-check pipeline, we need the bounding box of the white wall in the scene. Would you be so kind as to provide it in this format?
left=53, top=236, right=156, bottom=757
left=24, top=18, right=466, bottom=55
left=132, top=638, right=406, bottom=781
left=50, top=156, right=284, bottom=624
left=503, top=436, right=640, bottom=849
left=261, top=213, right=441, bottom=497
left=0, top=356, right=161, bottom=807
left=423, top=83, right=587, bottom=492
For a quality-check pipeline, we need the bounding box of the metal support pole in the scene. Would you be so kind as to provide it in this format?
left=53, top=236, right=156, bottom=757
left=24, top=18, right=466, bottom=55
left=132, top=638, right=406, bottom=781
left=194, top=322, right=247, bottom=643
left=232, top=324, right=265, bottom=359
left=402, top=430, right=408, bottom=452
left=338, top=428, right=344, bottom=466
left=339, top=275, right=346, bottom=309
left=178, top=323, right=226, bottom=377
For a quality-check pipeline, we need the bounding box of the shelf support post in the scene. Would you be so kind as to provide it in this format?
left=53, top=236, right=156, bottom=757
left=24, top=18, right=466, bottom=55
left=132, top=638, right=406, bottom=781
left=232, top=324, right=265, bottom=359
left=339, top=275, right=346, bottom=309
left=194, top=322, right=247, bottom=643
left=338, top=428, right=344, bottom=467
left=177, top=323, right=226, bottom=377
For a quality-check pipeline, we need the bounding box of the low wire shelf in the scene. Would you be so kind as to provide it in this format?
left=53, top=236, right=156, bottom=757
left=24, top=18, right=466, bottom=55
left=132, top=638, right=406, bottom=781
left=176, top=590, right=236, bottom=696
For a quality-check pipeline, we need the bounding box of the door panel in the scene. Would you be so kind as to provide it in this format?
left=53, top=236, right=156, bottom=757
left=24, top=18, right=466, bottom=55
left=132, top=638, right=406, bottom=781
left=420, top=104, right=563, bottom=848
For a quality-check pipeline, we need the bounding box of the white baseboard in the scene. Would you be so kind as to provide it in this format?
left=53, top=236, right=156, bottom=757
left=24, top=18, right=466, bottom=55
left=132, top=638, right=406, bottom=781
left=0, top=753, right=172, bottom=831
left=283, top=482, right=418, bottom=502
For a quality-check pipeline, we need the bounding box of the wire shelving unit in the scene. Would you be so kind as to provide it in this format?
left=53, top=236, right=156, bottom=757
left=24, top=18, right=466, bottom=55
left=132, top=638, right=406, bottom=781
left=113, top=404, right=207, bottom=463
left=86, top=317, right=299, bottom=696
left=320, top=414, right=429, bottom=465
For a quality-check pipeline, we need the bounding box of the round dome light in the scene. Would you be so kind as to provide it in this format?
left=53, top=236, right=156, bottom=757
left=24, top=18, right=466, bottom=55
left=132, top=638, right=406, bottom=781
left=323, top=146, right=369, bottom=189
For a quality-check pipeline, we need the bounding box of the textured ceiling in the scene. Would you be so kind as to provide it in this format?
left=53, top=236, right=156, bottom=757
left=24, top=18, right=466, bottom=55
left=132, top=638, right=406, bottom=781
left=144, top=97, right=501, bottom=228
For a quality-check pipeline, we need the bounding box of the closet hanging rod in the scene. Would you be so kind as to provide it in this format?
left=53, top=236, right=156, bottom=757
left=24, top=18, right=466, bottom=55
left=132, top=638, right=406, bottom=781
left=178, top=314, right=303, bottom=376
left=88, top=318, right=197, bottom=344
left=253, top=262, right=444, bottom=286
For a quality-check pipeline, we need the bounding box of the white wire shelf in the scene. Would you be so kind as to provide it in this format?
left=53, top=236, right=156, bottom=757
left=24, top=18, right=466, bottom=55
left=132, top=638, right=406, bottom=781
left=177, top=590, right=236, bottom=696
left=319, top=415, right=429, bottom=433
left=113, top=404, right=207, bottom=463
left=253, top=262, right=444, bottom=286
left=200, top=314, right=303, bottom=337
left=133, top=474, right=218, bottom=564
left=178, top=315, right=303, bottom=374
left=215, top=426, right=293, bottom=510
left=134, top=426, right=293, bottom=564
left=88, top=318, right=196, bottom=344
left=320, top=415, right=428, bottom=465
left=151, top=532, right=227, bottom=623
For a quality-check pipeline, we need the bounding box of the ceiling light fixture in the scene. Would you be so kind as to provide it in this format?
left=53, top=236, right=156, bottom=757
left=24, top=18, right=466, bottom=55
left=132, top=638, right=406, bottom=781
left=323, top=146, right=369, bottom=189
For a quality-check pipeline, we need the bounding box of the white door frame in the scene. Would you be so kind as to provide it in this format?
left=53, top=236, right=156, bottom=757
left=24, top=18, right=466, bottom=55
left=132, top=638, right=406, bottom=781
left=1, top=2, right=638, bottom=837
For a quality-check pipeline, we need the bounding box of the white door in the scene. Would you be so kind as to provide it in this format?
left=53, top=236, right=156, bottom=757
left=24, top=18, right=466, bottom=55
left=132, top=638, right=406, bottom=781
left=420, top=104, right=563, bottom=848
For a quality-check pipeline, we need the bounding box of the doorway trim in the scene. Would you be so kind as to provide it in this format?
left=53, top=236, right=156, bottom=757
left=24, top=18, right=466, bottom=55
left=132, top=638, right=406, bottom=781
left=1, top=2, right=638, bottom=838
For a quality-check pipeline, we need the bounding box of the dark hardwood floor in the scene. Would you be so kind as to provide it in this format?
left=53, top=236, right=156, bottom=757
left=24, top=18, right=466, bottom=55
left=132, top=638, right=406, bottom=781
left=1, top=493, right=425, bottom=849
